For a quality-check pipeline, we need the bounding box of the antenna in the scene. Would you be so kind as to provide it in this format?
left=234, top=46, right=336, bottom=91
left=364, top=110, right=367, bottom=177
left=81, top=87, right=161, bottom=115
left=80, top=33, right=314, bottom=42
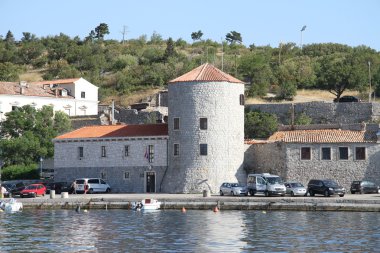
left=120, top=25, right=129, bottom=44
left=221, top=37, right=224, bottom=71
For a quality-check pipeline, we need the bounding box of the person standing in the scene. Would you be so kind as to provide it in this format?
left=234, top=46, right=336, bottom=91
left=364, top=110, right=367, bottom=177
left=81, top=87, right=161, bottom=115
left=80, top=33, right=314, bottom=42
left=72, top=181, right=77, bottom=194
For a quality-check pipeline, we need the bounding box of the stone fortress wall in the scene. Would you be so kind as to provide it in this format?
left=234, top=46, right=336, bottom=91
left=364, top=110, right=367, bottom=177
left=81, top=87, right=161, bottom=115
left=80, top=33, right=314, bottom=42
left=246, top=102, right=380, bottom=125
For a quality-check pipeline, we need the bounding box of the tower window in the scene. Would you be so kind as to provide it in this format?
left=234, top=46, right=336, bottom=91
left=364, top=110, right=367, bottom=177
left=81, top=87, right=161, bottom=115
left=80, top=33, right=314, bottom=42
left=174, top=143, right=180, bottom=156
left=101, top=146, right=106, bottom=157
left=240, top=94, right=245, bottom=105
left=200, top=118, right=207, bottom=130
left=81, top=91, right=86, bottom=98
left=200, top=144, right=208, bottom=156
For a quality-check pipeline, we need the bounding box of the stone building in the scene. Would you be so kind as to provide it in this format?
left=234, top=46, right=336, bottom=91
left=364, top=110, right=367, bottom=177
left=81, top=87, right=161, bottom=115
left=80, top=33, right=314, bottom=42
left=244, top=124, right=380, bottom=191
left=54, top=63, right=246, bottom=193
left=53, top=124, right=168, bottom=193
left=162, top=63, right=246, bottom=193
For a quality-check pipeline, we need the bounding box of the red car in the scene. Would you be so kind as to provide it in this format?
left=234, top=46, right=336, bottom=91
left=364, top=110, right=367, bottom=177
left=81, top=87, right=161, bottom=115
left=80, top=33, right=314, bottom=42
left=20, top=184, right=46, bottom=198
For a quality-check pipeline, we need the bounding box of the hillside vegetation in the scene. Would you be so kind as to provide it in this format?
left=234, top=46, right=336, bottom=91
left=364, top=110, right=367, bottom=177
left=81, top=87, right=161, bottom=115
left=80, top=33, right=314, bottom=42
left=1, top=25, right=379, bottom=105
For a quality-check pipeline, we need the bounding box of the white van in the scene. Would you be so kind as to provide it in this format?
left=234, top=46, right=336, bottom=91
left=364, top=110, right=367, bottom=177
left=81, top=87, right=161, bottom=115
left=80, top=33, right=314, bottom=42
left=247, top=173, right=286, bottom=196
left=75, top=178, right=111, bottom=194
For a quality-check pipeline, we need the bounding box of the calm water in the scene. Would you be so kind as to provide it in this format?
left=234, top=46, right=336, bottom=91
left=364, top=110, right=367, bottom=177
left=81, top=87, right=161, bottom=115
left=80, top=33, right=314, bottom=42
left=0, top=209, right=378, bottom=252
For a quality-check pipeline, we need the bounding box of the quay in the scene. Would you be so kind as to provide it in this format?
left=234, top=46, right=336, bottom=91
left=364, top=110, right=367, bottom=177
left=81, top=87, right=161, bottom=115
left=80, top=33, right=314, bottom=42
left=14, top=193, right=380, bottom=212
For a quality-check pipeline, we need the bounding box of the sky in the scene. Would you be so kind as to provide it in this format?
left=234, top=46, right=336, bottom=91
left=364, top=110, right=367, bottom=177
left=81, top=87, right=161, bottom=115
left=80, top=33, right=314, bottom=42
left=0, top=0, right=379, bottom=51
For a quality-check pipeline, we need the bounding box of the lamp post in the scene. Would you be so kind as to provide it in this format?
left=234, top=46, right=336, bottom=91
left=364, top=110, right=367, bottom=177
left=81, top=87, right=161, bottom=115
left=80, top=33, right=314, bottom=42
left=368, top=61, right=372, bottom=102
left=0, top=160, right=3, bottom=198
left=300, top=25, right=307, bottom=50
left=39, top=157, right=44, bottom=179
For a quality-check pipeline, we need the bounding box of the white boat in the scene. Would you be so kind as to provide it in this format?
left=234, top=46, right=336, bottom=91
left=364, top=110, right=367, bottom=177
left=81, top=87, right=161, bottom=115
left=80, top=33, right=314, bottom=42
left=0, top=198, right=23, bottom=212
left=140, top=198, right=161, bottom=211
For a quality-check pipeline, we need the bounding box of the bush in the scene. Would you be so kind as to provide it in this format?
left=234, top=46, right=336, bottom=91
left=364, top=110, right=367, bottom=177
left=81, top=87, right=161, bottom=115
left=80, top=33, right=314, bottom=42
left=1, top=164, right=40, bottom=180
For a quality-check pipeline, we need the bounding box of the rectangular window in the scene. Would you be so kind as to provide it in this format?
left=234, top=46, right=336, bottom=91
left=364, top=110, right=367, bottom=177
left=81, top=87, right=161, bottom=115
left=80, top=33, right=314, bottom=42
left=78, top=147, right=84, bottom=158
left=124, top=145, right=129, bottom=157
left=148, top=145, right=154, bottom=163
left=173, top=117, right=180, bottom=130
left=321, top=147, right=331, bottom=160
left=200, top=144, right=208, bottom=156
left=301, top=147, right=311, bottom=160
left=200, top=118, right=208, bottom=130
left=124, top=171, right=130, bottom=180
left=339, top=147, right=349, bottom=160
left=174, top=143, right=180, bottom=156
left=81, top=91, right=86, bottom=98
left=355, top=147, right=366, bottom=160
left=240, top=94, right=245, bottom=105
left=101, top=146, right=106, bottom=157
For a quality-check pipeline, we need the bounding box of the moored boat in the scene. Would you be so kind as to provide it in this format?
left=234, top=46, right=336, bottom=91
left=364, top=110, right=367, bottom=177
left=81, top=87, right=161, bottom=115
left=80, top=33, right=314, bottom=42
left=0, top=198, right=23, bottom=212
left=133, top=198, right=161, bottom=211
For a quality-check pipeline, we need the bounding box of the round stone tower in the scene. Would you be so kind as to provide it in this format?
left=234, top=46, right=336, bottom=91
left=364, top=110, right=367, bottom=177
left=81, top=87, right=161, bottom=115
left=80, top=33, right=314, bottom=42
left=163, top=63, right=246, bottom=193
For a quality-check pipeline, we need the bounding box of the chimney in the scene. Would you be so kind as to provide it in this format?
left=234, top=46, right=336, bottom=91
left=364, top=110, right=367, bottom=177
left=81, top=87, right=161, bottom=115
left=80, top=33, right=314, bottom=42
left=19, top=81, right=27, bottom=94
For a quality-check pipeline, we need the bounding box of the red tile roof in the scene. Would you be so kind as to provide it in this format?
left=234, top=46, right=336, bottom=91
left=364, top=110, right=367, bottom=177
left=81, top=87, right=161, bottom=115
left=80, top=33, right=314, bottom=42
left=169, top=63, right=243, bottom=84
left=0, top=78, right=80, bottom=97
left=268, top=129, right=377, bottom=143
left=55, top=124, right=168, bottom=140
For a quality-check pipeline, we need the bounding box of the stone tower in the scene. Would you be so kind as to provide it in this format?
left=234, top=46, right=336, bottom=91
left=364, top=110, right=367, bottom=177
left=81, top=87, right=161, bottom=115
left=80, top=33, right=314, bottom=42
left=162, top=63, right=246, bottom=193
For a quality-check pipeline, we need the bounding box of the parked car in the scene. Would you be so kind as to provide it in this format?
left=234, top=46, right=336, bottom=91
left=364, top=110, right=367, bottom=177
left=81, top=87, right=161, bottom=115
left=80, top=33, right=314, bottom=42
left=350, top=181, right=379, bottom=194
left=74, top=178, right=111, bottom=194
left=333, top=96, right=361, bottom=103
left=3, top=182, right=26, bottom=196
left=20, top=184, right=46, bottom=198
left=46, top=182, right=74, bottom=194
left=219, top=182, right=248, bottom=196
left=284, top=182, right=307, bottom=196
left=307, top=179, right=345, bottom=197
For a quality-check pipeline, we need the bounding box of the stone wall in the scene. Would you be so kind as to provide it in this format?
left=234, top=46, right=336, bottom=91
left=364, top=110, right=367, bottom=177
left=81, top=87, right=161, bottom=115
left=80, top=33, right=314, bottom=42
left=246, top=102, right=379, bottom=124
left=246, top=141, right=380, bottom=191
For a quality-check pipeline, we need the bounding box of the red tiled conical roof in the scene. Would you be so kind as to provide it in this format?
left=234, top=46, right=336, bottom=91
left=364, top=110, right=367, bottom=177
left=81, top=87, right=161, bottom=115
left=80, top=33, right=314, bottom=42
left=169, top=63, right=243, bottom=84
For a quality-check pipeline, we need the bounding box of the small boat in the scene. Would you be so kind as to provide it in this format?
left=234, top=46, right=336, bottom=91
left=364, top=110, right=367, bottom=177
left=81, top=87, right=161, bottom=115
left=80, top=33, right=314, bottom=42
left=140, top=198, right=161, bottom=211
left=0, top=198, right=23, bottom=213
left=131, top=198, right=161, bottom=211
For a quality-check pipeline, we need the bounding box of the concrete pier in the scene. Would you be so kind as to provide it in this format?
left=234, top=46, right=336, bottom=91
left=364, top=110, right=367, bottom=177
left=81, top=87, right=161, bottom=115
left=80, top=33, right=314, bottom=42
left=15, top=193, right=380, bottom=212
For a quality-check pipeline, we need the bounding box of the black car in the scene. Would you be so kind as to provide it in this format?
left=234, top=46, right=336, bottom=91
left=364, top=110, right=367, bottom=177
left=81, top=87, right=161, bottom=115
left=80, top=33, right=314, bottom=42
left=350, top=181, right=379, bottom=194
left=307, top=179, right=345, bottom=197
left=3, top=182, right=26, bottom=196
left=333, top=96, right=361, bottom=103
left=46, top=182, right=74, bottom=194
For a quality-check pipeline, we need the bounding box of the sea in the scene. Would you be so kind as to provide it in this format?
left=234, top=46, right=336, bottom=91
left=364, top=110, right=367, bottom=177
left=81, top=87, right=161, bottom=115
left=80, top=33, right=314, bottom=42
left=0, top=209, right=379, bottom=252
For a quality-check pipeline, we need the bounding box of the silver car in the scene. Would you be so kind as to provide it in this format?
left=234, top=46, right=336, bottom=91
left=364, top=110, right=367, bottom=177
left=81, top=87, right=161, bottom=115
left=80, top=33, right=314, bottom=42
left=285, top=182, right=307, bottom=196
left=219, top=182, right=248, bottom=196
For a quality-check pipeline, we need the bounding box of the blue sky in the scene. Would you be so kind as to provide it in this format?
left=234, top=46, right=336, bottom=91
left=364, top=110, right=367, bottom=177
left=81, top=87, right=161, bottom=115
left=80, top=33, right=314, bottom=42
left=1, top=0, right=379, bottom=50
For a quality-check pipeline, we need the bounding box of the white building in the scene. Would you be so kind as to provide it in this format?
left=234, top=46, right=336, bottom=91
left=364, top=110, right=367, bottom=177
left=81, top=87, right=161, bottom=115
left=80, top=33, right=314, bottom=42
left=0, top=78, right=98, bottom=121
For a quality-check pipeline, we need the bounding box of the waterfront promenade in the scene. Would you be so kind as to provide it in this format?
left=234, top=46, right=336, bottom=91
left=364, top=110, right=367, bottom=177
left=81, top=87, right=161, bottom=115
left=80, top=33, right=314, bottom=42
left=13, top=193, right=380, bottom=212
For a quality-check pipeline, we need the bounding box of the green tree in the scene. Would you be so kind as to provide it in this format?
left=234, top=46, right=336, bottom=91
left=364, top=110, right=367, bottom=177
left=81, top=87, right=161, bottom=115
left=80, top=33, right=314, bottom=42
left=4, top=30, right=15, bottom=43
left=164, top=37, right=177, bottom=61
left=316, top=52, right=368, bottom=99
left=0, top=105, right=71, bottom=166
left=191, top=30, right=203, bottom=41
left=0, top=62, right=23, bottom=81
left=225, top=31, right=242, bottom=44
left=239, top=52, right=273, bottom=97
left=244, top=110, right=278, bottom=139
left=94, top=23, right=110, bottom=40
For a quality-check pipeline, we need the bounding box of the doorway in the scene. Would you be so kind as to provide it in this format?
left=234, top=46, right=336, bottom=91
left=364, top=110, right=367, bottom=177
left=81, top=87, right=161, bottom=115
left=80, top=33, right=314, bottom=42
left=146, top=171, right=156, bottom=193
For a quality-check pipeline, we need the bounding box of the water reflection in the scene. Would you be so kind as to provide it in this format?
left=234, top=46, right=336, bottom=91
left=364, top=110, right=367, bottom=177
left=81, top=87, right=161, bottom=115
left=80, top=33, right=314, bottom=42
left=0, top=210, right=378, bottom=252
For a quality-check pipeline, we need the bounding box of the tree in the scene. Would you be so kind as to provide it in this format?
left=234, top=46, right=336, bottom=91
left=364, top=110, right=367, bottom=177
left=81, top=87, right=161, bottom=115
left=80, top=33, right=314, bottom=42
left=0, top=62, right=23, bottom=81
left=191, top=30, right=203, bottom=41
left=239, top=52, right=273, bottom=97
left=4, top=30, right=15, bottom=43
left=244, top=110, right=278, bottom=139
left=0, top=105, right=71, bottom=166
left=164, top=37, right=176, bottom=61
left=225, top=31, right=242, bottom=44
left=316, top=52, right=368, bottom=99
left=94, top=23, right=110, bottom=40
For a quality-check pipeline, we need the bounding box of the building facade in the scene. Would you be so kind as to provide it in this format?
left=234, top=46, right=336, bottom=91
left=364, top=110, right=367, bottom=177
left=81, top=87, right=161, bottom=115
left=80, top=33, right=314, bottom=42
left=53, top=124, right=168, bottom=193
left=0, top=78, right=98, bottom=121
left=245, top=124, right=380, bottom=191
left=163, top=63, right=246, bottom=193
